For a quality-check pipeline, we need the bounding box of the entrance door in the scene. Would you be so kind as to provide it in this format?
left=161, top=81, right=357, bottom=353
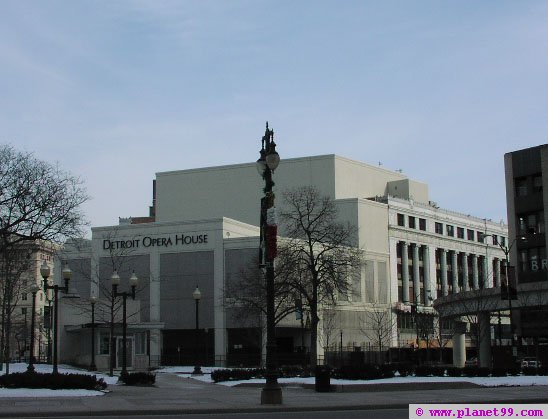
left=116, top=337, right=134, bottom=369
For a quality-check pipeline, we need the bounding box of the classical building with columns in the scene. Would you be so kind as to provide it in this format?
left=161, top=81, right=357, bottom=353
left=57, top=154, right=507, bottom=369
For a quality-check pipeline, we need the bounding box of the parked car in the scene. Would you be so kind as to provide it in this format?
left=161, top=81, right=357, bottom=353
left=521, top=357, right=541, bottom=368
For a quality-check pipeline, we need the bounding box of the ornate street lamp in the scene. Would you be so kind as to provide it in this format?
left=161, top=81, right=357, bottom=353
left=111, top=270, right=138, bottom=376
left=26, top=283, right=40, bottom=373
left=192, top=285, right=202, bottom=375
left=41, top=261, right=72, bottom=374
left=89, top=296, right=98, bottom=371
left=257, top=122, right=282, bottom=405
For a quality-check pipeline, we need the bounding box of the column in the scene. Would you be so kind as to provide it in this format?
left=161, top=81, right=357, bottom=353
left=440, top=249, right=448, bottom=296
left=472, top=254, right=479, bottom=290
left=478, top=312, right=492, bottom=368
left=451, top=251, right=459, bottom=294
left=494, top=258, right=501, bottom=288
left=412, top=244, right=420, bottom=304
left=401, top=242, right=409, bottom=303
left=452, top=321, right=466, bottom=368
left=462, top=253, right=469, bottom=292
left=482, top=256, right=490, bottom=288
left=423, top=246, right=432, bottom=305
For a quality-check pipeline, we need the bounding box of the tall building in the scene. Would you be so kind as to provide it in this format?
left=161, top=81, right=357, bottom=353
left=59, top=155, right=507, bottom=369
left=505, top=144, right=548, bottom=341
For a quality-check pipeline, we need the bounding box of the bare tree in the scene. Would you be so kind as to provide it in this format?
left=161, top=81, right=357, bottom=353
left=359, top=304, right=395, bottom=364
left=279, top=186, right=362, bottom=368
left=0, top=145, right=88, bottom=370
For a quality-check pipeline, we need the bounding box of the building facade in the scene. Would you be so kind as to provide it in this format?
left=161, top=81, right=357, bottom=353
left=58, top=155, right=507, bottom=369
left=504, top=145, right=548, bottom=343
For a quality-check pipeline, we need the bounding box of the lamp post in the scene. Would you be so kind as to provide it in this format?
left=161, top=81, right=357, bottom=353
left=26, top=283, right=40, bottom=373
left=89, top=296, right=97, bottom=371
left=41, top=261, right=71, bottom=374
left=192, top=285, right=202, bottom=375
left=256, top=122, right=282, bottom=405
left=45, top=286, right=53, bottom=364
left=111, top=270, right=138, bottom=376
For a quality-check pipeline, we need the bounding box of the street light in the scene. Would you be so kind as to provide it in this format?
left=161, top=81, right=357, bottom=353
left=89, top=296, right=98, bottom=371
left=41, top=261, right=72, bottom=374
left=26, top=283, right=40, bottom=373
left=192, top=285, right=202, bottom=375
left=256, top=122, right=282, bottom=405
left=111, top=270, right=138, bottom=376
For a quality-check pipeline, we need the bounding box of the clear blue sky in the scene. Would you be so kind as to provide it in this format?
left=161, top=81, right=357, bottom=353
left=2, top=1, right=547, bottom=229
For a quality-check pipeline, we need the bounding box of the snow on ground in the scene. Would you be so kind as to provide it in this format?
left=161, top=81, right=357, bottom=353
left=156, top=365, right=548, bottom=388
left=1, top=363, right=548, bottom=398
left=0, top=363, right=118, bottom=398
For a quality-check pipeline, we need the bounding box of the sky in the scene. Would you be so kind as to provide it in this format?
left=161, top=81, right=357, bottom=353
left=2, top=0, right=548, bottom=230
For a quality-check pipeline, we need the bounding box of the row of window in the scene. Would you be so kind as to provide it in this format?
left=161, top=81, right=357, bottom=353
left=515, top=173, right=543, bottom=197
left=396, top=212, right=506, bottom=246
left=517, top=210, right=544, bottom=236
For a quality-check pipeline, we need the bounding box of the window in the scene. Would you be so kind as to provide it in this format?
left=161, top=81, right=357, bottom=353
left=21, top=293, right=27, bottom=301
left=446, top=225, right=454, bottom=237
left=519, top=246, right=547, bottom=272
left=499, top=236, right=506, bottom=247
left=533, top=174, right=543, bottom=193
left=397, top=213, right=405, bottom=227
left=435, top=222, right=443, bottom=234
left=457, top=227, right=465, bottom=239
left=467, top=229, right=475, bottom=241
left=135, top=332, right=146, bottom=355
left=100, top=334, right=110, bottom=355
left=517, top=211, right=545, bottom=235
left=408, top=216, right=416, bottom=229
left=515, top=178, right=527, bottom=197
left=419, top=218, right=426, bottom=231
left=477, top=231, right=484, bottom=242
left=21, top=308, right=27, bottom=316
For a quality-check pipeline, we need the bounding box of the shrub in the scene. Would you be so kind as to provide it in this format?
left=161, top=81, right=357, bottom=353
left=380, top=364, right=395, bottom=378
left=490, top=367, right=507, bottom=377
left=463, top=366, right=478, bottom=377
left=119, top=371, right=156, bottom=386
left=415, top=365, right=433, bottom=377
left=334, top=364, right=382, bottom=380
left=507, top=366, right=520, bottom=376
left=432, top=366, right=446, bottom=377
left=279, top=365, right=311, bottom=378
left=210, top=368, right=264, bottom=383
left=538, top=366, right=548, bottom=376
left=477, top=367, right=490, bottom=377
left=0, top=371, right=106, bottom=390
left=522, top=367, right=538, bottom=376
left=446, top=367, right=462, bottom=377
left=395, top=363, right=413, bottom=377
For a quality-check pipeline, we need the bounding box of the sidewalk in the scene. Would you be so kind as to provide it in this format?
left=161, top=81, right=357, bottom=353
left=1, top=373, right=548, bottom=417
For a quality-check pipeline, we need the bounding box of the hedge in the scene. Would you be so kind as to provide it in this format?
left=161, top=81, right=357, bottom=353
left=0, top=371, right=107, bottom=390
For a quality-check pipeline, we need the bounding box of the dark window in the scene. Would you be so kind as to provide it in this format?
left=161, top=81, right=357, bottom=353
left=100, top=334, right=110, bottom=355
left=397, top=213, right=405, bottom=227
left=457, top=227, right=465, bottom=239
left=409, top=216, right=416, bottom=229
left=517, top=211, right=545, bottom=235
left=492, top=235, right=498, bottom=245
left=533, top=174, right=543, bottom=193
left=467, top=229, right=475, bottom=241
left=515, top=178, right=527, bottom=197
left=499, top=236, right=506, bottom=247
left=446, top=225, right=454, bottom=237
left=435, top=222, right=443, bottom=234
left=419, top=218, right=426, bottom=231
left=477, top=231, right=484, bottom=242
